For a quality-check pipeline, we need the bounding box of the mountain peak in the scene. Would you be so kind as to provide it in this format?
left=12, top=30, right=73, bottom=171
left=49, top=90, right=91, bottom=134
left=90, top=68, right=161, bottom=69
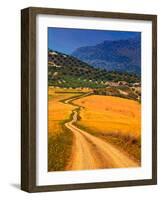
left=71, top=37, right=141, bottom=75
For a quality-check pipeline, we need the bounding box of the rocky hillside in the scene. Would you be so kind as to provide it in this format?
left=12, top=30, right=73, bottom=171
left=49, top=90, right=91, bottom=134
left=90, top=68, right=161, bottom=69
left=72, top=36, right=141, bottom=75
left=48, top=49, right=140, bottom=89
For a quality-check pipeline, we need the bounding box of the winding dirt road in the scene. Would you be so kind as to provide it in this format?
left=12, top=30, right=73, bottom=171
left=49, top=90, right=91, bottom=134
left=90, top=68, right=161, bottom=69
left=64, top=92, right=93, bottom=104
left=64, top=93, right=139, bottom=170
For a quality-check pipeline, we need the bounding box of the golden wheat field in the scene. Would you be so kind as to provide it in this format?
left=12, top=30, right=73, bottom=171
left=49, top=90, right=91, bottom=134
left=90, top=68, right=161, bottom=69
left=73, top=95, right=141, bottom=139
left=48, top=87, right=80, bottom=136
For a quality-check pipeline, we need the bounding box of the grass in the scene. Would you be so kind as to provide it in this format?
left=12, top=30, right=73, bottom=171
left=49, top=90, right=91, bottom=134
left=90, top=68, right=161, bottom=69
left=73, top=95, right=141, bottom=162
left=48, top=87, right=87, bottom=171
left=102, top=133, right=141, bottom=162
left=48, top=88, right=80, bottom=135
left=49, top=75, right=107, bottom=89
left=48, top=120, right=73, bottom=171
left=74, top=123, right=141, bottom=162
left=73, top=95, right=141, bottom=138
left=48, top=88, right=141, bottom=170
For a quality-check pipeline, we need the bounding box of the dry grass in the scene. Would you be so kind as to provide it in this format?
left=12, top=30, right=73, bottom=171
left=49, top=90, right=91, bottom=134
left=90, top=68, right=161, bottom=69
left=74, top=95, right=141, bottom=139
left=48, top=124, right=73, bottom=171
left=48, top=87, right=79, bottom=136
left=74, top=95, right=141, bottom=162
left=48, top=87, right=85, bottom=171
left=48, top=88, right=141, bottom=169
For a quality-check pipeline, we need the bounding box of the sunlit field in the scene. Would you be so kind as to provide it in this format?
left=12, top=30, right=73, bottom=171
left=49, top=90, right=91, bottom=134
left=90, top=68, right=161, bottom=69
left=48, top=87, right=78, bottom=136
left=48, top=28, right=142, bottom=171
left=73, top=95, right=141, bottom=162
left=48, top=87, right=141, bottom=170
left=74, top=95, right=141, bottom=138
left=48, top=87, right=84, bottom=171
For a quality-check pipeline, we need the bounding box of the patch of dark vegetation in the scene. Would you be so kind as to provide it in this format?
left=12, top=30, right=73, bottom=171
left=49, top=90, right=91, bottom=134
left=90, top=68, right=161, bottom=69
left=48, top=49, right=140, bottom=89
left=93, top=86, right=140, bottom=102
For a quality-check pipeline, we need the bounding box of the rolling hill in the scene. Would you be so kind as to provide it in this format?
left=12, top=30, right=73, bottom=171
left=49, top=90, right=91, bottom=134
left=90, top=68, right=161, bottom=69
left=48, top=49, right=140, bottom=89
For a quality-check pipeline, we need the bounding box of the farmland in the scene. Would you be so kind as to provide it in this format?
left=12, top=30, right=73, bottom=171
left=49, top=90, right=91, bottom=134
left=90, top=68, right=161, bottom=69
left=48, top=87, right=85, bottom=171
left=73, top=95, right=141, bottom=162
left=48, top=87, right=141, bottom=171
left=48, top=87, right=81, bottom=136
left=47, top=37, right=141, bottom=170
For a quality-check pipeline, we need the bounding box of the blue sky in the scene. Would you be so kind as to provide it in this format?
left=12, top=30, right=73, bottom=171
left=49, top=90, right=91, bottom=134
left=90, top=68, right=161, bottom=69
left=48, top=27, right=140, bottom=55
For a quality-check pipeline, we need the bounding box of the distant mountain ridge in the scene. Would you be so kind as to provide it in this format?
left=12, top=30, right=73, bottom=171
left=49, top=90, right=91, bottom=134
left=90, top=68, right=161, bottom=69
left=71, top=36, right=141, bottom=75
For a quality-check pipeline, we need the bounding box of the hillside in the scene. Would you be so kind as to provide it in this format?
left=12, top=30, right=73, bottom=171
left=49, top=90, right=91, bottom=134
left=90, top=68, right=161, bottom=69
left=72, top=36, right=141, bottom=75
left=48, top=49, right=140, bottom=89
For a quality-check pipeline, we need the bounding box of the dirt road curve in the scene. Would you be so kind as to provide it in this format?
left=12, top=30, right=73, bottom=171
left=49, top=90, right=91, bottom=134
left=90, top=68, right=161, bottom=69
left=65, top=110, right=139, bottom=170
left=64, top=92, right=93, bottom=104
